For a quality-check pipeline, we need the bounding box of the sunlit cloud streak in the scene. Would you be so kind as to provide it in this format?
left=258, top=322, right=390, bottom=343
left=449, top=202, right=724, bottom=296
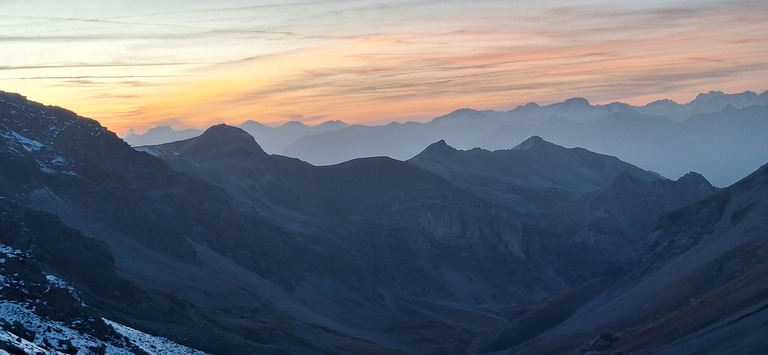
left=1, top=0, right=766, bottom=134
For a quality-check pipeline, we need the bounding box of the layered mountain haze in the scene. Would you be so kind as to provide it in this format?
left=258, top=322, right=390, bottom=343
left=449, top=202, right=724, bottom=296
left=129, top=90, right=765, bottom=187
left=282, top=91, right=767, bottom=187
left=1, top=90, right=766, bottom=354
left=122, top=125, right=204, bottom=147
left=125, top=119, right=349, bottom=154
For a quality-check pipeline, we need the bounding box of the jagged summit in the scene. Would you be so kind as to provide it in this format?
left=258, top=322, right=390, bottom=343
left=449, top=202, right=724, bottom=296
left=693, top=90, right=727, bottom=101
left=646, top=98, right=679, bottom=106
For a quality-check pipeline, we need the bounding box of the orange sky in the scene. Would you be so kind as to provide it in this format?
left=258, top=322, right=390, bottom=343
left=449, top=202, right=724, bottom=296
left=1, top=0, right=767, bottom=135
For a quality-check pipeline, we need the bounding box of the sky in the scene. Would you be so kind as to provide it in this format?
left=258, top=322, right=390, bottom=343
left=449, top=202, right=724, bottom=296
left=1, top=0, right=767, bottom=135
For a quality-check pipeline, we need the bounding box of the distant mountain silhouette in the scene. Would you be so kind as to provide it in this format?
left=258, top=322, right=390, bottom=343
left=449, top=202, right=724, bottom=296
left=280, top=90, right=768, bottom=186
left=124, top=90, right=767, bottom=187
left=123, top=125, right=203, bottom=146
left=125, top=118, right=349, bottom=155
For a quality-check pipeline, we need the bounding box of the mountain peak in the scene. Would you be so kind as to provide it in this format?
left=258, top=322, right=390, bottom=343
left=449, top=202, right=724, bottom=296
left=239, top=119, right=268, bottom=128
left=563, top=97, right=591, bottom=107
left=146, top=125, right=175, bottom=133
left=674, top=171, right=717, bottom=194
left=431, top=108, right=485, bottom=124
left=317, top=120, right=348, bottom=129
left=677, top=171, right=709, bottom=184
left=280, top=121, right=308, bottom=128
left=181, top=124, right=266, bottom=157
left=417, top=139, right=457, bottom=156
left=523, top=102, right=541, bottom=109
left=201, top=123, right=253, bottom=139
left=512, top=135, right=548, bottom=150
left=694, top=90, right=725, bottom=101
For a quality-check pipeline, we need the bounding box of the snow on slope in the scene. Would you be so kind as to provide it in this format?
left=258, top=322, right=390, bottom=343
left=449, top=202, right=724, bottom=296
left=0, top=301, right=132, bottom=355
left=103, top=319, right=209, bottom=355
left=0, top=241, right=210, bottom=355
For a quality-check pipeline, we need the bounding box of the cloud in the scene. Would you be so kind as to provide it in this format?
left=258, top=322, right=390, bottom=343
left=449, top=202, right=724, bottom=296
left=0, top=63, right=196, bottom=71
left=0, top=75, right=185, bottom=80
left=3, top=0, right=766, bottom=134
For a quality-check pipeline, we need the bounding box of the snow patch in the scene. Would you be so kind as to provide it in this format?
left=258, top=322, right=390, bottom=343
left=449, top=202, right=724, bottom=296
left=0, top=327, right=50, bottom=355
left=7, top=131, right=43, bottom=152
left=44, top=274, right=84, bottom=305
left=103, top=318, right=210, bottom=355
left=0, top=301, right=135, bottom=354
left=135, top=146, right=161, bottom=157
left=0, top=243, right=22, bottom=258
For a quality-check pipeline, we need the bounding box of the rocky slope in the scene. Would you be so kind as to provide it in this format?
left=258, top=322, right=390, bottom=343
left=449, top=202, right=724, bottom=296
left=1, top=90, right=762, bottom=354
left=0, top=197, right=210, bottom=355
left=478, top=162, right=768, bottom=354
left=407, top=137, right=717, bottom=288
left=407, top=136, right=661, bottom=214
left=0, top=91, right=390, bottom=354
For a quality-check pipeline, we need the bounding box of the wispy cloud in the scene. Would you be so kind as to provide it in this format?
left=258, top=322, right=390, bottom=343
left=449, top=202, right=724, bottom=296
left=0, top=63, right=196, bottom=70
left=1, top=0, right=766, bottom=133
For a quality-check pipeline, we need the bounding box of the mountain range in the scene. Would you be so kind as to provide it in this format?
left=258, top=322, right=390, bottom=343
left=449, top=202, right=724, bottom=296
left=1, top=90, right=766, bottom=354
left=125, top=90, right=768, bottom=187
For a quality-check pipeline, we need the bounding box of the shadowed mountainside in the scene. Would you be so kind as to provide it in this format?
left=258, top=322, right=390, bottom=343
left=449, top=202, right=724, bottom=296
left=1, top=90, right=762, bottom=354
left=407, top=136, right=660, bottom=214
left=476, top=162, right=768, bottom=354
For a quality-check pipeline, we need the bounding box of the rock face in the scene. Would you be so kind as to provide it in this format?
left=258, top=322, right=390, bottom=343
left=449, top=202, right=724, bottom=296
left=0, top=90, right=762, bottom=354
left=408, top=136, right=660, bottom=214
left=478, top=163, right=768, bottom=354
left=143, top=125, right=556, bottom=352
left=408, top=137, right=717, bottom=287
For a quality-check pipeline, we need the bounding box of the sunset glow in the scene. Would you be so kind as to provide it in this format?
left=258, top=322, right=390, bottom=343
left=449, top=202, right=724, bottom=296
left=2, top=0, right=767, bottom=135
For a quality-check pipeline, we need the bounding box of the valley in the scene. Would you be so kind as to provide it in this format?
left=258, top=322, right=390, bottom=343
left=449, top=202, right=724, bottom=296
left=0, top=90, right=766, bottom=354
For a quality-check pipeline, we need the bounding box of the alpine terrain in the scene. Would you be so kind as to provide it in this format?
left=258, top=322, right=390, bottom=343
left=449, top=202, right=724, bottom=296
left=1, top=90, right=765, bottom=354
